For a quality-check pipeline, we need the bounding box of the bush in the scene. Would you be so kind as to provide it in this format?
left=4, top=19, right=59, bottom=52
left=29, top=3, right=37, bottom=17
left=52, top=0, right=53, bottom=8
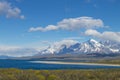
left=0, top=69, right=120, bottom=80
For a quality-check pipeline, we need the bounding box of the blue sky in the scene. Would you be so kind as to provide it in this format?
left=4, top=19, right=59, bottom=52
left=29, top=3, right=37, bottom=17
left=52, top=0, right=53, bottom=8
left=0, top=0, right=120, bottom=56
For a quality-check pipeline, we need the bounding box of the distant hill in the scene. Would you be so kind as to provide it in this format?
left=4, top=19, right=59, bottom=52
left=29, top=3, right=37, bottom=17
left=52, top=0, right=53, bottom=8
left=0, top=55, right=13, bottom=59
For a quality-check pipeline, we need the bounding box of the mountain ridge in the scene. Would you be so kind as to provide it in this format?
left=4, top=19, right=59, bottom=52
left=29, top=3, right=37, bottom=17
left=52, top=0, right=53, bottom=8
left=36, top=39, right=120, bottom=56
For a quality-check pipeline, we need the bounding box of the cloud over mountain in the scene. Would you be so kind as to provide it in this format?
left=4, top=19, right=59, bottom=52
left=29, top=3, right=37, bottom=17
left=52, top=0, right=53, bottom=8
left=29, top=17, right=104, bottom=32
left=85, top=29, right=120, bottom=43
left=29, top=16, right=120, bottom=43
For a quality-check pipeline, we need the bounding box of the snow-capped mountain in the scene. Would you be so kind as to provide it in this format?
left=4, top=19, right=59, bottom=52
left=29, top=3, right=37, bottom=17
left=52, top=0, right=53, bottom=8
left=38, top=39, right=120, bottom=55
left=39, top=39, right=78, bottom=55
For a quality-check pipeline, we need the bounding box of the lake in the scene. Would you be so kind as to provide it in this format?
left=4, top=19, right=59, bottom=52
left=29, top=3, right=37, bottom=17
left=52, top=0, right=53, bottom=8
left=0, top=59, right=120, bottom=70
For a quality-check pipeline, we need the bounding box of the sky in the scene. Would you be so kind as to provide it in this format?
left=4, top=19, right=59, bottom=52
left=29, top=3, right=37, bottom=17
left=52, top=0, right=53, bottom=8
left=0, top=0, right=120, bottom=56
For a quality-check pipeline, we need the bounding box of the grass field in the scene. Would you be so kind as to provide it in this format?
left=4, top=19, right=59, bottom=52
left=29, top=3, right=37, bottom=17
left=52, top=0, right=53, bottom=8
left=0, top=68, right=120, bottom=80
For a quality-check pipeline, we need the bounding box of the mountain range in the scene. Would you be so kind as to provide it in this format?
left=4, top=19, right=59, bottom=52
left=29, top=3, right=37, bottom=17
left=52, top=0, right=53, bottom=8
left=0, top=55, right=14, bottom=59
left=37, top=39, right=120, bottom=56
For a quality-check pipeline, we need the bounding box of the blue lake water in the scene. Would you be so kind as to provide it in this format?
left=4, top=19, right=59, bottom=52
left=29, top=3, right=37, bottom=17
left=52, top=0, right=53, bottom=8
left=0, top=59, right=120, bottom=70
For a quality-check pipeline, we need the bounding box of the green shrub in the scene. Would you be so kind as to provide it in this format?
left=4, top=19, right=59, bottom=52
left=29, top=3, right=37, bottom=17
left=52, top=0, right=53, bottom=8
left=0, top=69, right=120, bottom=80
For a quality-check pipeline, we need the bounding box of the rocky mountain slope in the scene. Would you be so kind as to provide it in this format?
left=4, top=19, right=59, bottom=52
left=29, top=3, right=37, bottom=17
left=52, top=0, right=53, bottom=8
left=37, top=39, right=120, bottom=55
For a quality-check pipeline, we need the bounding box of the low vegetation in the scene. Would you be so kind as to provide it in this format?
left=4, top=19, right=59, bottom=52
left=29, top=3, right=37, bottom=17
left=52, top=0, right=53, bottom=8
left=0, top=68, right=120, bottom=80
left=88, top=59, right=120, bottom=65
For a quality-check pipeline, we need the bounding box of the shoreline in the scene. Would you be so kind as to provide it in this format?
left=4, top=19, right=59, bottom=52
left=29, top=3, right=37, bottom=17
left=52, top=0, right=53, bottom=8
left=30, top=61, right=120, bottom=67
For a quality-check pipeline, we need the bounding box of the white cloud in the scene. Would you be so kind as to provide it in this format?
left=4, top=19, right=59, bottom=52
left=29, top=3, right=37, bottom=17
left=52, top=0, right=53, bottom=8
left=29, top=25, right=58, bottom=32
left=85, top=29, right=101, bottom=37
left=64, top=37, right=84, bottom=40
left=0, top=1, right=24, bottom=19
left=29, top=16, right=104, bottom=32
left=0, top=46, right=38, bottom=57
left=85, top=29, right=120, bottom=43
left=53, top=39, right=78, bottom=48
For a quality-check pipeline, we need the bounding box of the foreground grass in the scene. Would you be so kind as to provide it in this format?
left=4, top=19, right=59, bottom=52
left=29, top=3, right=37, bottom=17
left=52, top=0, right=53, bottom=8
left=0, top=69, right=120, bottom=80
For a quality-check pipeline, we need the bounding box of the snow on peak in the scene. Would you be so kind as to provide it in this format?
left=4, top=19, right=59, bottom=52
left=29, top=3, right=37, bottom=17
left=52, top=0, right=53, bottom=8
left=89, top=39, right=98, bottom=43
left=38, top=39, right=120, bottom=55
left=40, top=39, right=78, bottom=54
left=87, top=39, right=102, bottom=47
